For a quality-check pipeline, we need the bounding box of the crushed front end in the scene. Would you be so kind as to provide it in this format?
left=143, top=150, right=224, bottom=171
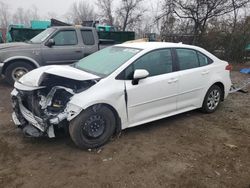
left=11, top=72, right=98, bottom=138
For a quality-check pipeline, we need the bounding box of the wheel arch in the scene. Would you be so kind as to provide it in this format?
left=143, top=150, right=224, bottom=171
left=211, top=82, right=225, bottom=101
left=204, top=81, right=225, bottom=102
left=84, top=103, right=122, bottom=135
left=2, top=57, right=39, bottom=75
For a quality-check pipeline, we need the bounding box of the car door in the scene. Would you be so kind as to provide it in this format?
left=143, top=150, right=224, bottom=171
left=81, top=29, right=99, bottom=56
left=42, top=29, right=84, bottom=65
left=123, top=48, right=179, bottom=126
left=175, top=48, right=211, bottom=110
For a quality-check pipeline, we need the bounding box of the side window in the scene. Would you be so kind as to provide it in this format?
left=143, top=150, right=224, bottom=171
left=124, top=49, right=173, bottom=79
left=198, top=52, right=210, bottom=66
left=81, top=30, right=95, bottom=45
left=53, top=30, right=77, bottom=46
left=176, top=49, right=199, bottom=70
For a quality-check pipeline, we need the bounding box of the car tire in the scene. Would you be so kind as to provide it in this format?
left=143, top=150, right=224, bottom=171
left=202, top=85, right=222, bottom=113
left=69, top=105, right=116, bottom=149
left=5, top=61, right=34, bottom=85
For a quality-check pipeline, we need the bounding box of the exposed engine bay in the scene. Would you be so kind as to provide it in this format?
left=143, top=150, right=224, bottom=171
left=11, top=73, right=99, bottom=138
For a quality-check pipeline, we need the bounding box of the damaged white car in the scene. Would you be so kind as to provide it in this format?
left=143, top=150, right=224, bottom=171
left=11, top=42, right=232, bottom=149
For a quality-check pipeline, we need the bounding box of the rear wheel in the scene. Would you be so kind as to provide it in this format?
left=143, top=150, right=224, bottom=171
left=5, top=61, right=34, bottom=85
left=202, top=85, right=222, bottom=113
left=69, top=105, right=116, bottom=149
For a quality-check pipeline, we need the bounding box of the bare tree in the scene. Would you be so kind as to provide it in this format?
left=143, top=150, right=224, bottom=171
left=12, top=7, right=30, bottom=26
left=116, top=0, right=145, bottom=31
left=158, top=0, right=176, bottom=37
left=0, top=1, right=11, bottom=29
left=12, top=5, right=40, bottom=26
left=150, top=0, right=164, bottom=34
left=160, top=0, right=250, bottom=44
left=29, top=5, right=40, bottom=20
left=46, top=11, right=59, bottom=20
left=67, top=1, right=97, bottom=24
left=96, top=0, right=114, bottom=26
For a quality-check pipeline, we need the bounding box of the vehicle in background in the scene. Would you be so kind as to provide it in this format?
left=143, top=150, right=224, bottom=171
left=0, top=26, right=100, bottom=84
left=98, top=30, right=135, bottom=44
left=0, top=19, right=135, bottom=84
left=11, top=42, right=232, bottom=149
left=95, top=24, right=135, bottom=43
left=6, top=21, right=51, bottom=43
left=6, top=19, right=135, bottom=45
left=96, top=25, right=116, bottom=32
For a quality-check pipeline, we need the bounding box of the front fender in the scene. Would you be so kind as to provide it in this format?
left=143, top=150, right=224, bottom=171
left=68, top=81, right=128, bottom=128
left=3, top=56, right=40, bottom=67
left=68, top=98, right=126, bottom=123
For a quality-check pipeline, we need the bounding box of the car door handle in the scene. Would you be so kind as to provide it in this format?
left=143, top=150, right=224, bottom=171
left=168, top=78, right=178, bottom=84
left=201, top=70, right=209, bottom=75
left=75, top=50, right=82, bottom=53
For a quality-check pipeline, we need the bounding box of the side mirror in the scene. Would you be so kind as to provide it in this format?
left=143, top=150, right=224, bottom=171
left=46, top=39, right=55, bottom=47
left=132, top=69, right=149, bottom=85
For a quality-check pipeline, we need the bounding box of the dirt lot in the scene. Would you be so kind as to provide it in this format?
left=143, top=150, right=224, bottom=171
left=0, top=69, right=249, bottom=188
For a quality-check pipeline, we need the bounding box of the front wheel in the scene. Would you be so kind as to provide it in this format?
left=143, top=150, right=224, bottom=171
left=5, top=61, right=34, bottom=85
left=202, top=85, right=222, bottom=113
left=69, top=105, right=116, bottom=149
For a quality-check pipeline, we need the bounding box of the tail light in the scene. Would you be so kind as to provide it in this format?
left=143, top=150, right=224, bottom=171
left=225, top=64, right=232, bottom=71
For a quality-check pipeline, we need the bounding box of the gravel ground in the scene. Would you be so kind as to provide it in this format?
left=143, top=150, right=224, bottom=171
left=0, top=68, right=249, bottom=188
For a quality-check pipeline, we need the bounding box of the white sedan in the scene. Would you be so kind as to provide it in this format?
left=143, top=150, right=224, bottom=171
left=11, top=42, right=232, bottom=149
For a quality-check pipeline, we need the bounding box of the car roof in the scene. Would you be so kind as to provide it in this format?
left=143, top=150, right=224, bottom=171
left=116, top=42, right=202, bottom=51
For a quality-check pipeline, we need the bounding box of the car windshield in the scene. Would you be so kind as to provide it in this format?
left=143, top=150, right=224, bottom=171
left=30, top=28, right=56, bottom=43
left=75, top=46, right=141, bottom=76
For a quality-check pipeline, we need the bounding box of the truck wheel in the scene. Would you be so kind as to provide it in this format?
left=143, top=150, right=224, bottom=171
left=201, top=85, right=222, bottom=113
left=69, top=105, right=116, bottom=149
left=5, top=61, right=34, bottom=85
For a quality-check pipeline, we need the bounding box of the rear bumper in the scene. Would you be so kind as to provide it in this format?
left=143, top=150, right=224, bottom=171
left=224, top=76, right=232, bottom=98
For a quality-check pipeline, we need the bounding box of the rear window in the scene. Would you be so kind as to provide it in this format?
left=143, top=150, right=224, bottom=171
left=81, top=30, right=95, bottom=45
left=176, top=49, right=199, bottom=70
left=198, top=52, right=211, bottom=66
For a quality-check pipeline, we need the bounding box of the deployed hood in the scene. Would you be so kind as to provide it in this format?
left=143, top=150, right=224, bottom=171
left=17, top=65, right=100, bottom=88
